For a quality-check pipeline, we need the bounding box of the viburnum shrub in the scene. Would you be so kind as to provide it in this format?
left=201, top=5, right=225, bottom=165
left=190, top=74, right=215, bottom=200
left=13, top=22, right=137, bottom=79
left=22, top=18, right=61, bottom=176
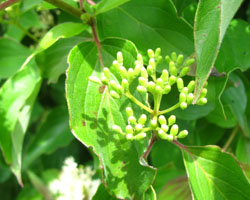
left=89, top=49, right=208, bottom=142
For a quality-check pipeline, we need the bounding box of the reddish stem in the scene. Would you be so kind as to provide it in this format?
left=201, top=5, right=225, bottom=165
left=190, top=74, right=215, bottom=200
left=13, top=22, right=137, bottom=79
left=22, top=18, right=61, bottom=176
left=143, top=136, right=157, bottom=160
left=87, top=0, right=96, bottom=5
left=0, top=0, right=19, bottom=10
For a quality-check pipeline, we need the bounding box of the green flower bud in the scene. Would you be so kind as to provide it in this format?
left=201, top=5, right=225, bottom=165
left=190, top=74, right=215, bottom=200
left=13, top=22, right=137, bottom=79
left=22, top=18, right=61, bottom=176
left=140, top=67, right=148, bottom=79
left=204, top=81, right=208, bottom=88
left=112, top=60, right=120, bottom=70
left=155, top=48, right=161, bottom=58
left=187, top=93, right=194, bottom=104
left=165, top=55, right=171, bottom=64
left=100, top=75, right=108, bottom=85
left=134, top=64, right=141, bottom=76
left=187, top=80, right=196, bottom=93
left=158, top=115, right=167, bottom=125
left=137, top=85, right=147, bottom=93
left=185, top=58, right=195, bottom=66
left=169, top=61, right=177, bottom=76
left=171, top=52, right=177, bottom=61
left=119, top=66, right=128, bottom=79
left=150, top=119, right=157, bottom=128
left=147, top=49, right=154, bottom=58
left=157, top=56, right=163, bottom=64
left=178, top=130, right=188, bottom=138
left=180, top=102, right=187, bottom=110
left=149, top=58, right=156, bottom=68
left=138, top=114, right=147, bottom=125
left=121, top=79, right=129, bottom=91
left=155, top=85, right=163, bottom=94
left=128, top=68, right=135, bottom=82
left=126, top=125, right=133, bottom=134
left=181, top=87, right=189, bottom=95
left=137, top=53, right=143, bottom=65
left=126, top=107, right=133, bottom=117
left=169, top=75, right=177, bottom=86
left=176, top=54, right=184, bottom=66
left=147, top=81, right=156, bottom=92
left=163, top=85, right=171, bottom=94
left=179, top=67, right=190, bottom=77
left=147, top=65, right=154, bottom=76
left=117, top=51, right=123, bottom=64
left=103, top=67, right=110, bottom=79
left=197, top=97, right=207, bottom=105
left=177, top=78, right=184, bottom=91
left=170, top=124, right=179, bottom=136
left=126, top=134, right=134, bottom=140
left=128, top=116, right=137, bottom=125
left=135, top=132, right=147, bottom=140
left=110, top=90, right=120, bottom=99
left=200, top=88, right=207, bottom=98
left=135, top=124, right=143, bottom=132
left=110, top=80, right=123, bottom=94
left=112, top=125, right=123, bottom=135
left=161, top=124, right=169, bottom=132
left=161, top=69, right=169, bottom=82
left=179, top=92, right=186, bottom=103
left=166, top=134, right=174, bottom=141
left=158, top=129, right=167, bottom=139
left=168, top=115, right=176, bottom=126
left=138, top=77, right=148, bottom=86
left=89, top=76, right=101, bottom=84
left=156, top=78, right=164, bottom=88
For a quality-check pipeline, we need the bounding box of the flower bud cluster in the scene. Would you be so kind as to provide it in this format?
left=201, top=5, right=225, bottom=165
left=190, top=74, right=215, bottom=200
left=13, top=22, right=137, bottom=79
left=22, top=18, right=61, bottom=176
left=154, top=114, right=188, bottom=141
left=112, top=107, right=148, bottom=140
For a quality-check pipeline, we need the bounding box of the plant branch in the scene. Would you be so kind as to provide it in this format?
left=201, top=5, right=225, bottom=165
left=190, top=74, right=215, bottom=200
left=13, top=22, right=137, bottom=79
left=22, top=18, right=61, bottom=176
left=158, top=102, right=180, bottom=115
left=44, top=0, right=82, bottom=18
left=0, top=0, right=19, bottom=11
left=15, top=22, right=39, bottom=42
left=87, top=0, right=96, bottom=5
left=126, top=91, right=153, bottom=114
left=143, top=135, right=157, bottom=160
left=223, top=125, right=239, bottom=151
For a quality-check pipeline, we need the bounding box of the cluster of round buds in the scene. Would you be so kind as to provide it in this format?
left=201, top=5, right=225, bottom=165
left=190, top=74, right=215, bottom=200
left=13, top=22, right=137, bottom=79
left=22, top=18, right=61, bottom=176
left=154, top=115, right=188, bottom=141
left=112, top=107, right=149, bottom=140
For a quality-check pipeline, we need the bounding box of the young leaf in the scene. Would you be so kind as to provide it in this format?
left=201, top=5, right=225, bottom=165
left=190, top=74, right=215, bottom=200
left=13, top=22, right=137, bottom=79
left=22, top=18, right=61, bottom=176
left=66, top=38, right=156, bottom=199
left=182, top=145, right=250, bottom=200
left=194, top=0, right=243, bottom=102
left=95, top=0, right=130, bottom=15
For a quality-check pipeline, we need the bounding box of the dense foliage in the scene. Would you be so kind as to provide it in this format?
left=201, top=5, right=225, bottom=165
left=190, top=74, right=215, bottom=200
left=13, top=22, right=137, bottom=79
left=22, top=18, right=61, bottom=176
left=0, top=0, right=250, bottom=199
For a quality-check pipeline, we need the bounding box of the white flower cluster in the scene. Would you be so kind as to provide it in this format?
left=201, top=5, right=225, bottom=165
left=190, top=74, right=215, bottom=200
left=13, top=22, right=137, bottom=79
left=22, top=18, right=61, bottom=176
left=49, top=157, right=100, bottom=200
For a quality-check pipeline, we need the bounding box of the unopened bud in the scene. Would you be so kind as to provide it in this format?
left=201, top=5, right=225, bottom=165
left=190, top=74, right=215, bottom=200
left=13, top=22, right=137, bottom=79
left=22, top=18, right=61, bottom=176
left=138, top=114, right=147, bottom=125
left=155, top=85, right=163, bottom=94
left=157, top=55, right=163, bottom=63
left=150, top=119, right=157, bottom=128
left=138, top=77, right=147, bottom=86
left=158, top=115, right=167, bottom=125
left=155, top=48, right=161, bottom=58
left=169, top=61, right=177, bottom=76
left=100, top=75, right=108, bottom=85
left=89, top=76, right=101, bottom=84
left=126, top=134, right=134, bottom=140
left=122, top=79, right=129, bottom=91
left=119, top=66, right=128, bottom=79
left=181, top=87, right=189, bottom=95
left=156, top=78, right=164, bottom=88
left=135, top=124, right=143, bottom=132
left=177, top=78, right=184, bottom=91
left=134, top=64, right=141, bottom=76
left=158, top=129, right=167, bottom=140
left=161, top=69, right=169, bottom=82
left=187, top=93, right=194, bottom=104
left=147, top=49, right=154, bottom=58
left=197, top=97, right=207, bottom=105
left=168, top=115, right=176, bottom=126
left=171, top=52, right=177, bottom=61
left=200, top=88, right=207, bottom=98
left=137, top=85, right=147, bottom=93
left=137, top=53, right=143, bottom=64
left=204, top=81, right=208, bottom=88
left=165, top=55, right=171, bottom=64
left=187, top=80, right=195, bottom=92
left=112, top=125, right=123, bottom=134
left=103, top=67, right=110, bottom=79
left=126, top=125, right=133, bottom=134
left=161, top=124, right=169, bottom=132
left=112, top=60, right=119, bottom=70
left=180, top=102, right=187, bottom=110
left=177, top=54, right=184, bottom=65
left=170, top=124, right=179, bottom=136
left=149, top=58, right=156, bottom=68
left=140, top=67, right=148, bottom=79
left=128, top=116, right=137, bottom=125
left=185, top=58, right=195, bottom=66
left=163, top=85, right=171, bottom=94
left=147, top=65, right=154, bottom=76
left=179, top=67, right=190, bottom=77
left=128, top=68, right=134, bottom=81
left=126, top=107, right=133, bottom=117
left=110, top=90, right=120, bottom=99
left=147, top=81, right=156, bottom=92
left=117, top=51, right=123, bottom=64
left=135, top=132, right=146, bottom=140
left=179, top=92, right=186, bottom=103
left=110, top=80, right=123, bottom=94
left=178, top=130, right=188, bottom=138
left=169, top=75, right=177, bottom=85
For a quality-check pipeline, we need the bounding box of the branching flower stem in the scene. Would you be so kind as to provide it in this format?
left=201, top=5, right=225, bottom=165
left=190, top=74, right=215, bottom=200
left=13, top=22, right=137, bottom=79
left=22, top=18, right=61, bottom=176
left=158, top=102, right=180, bottom=115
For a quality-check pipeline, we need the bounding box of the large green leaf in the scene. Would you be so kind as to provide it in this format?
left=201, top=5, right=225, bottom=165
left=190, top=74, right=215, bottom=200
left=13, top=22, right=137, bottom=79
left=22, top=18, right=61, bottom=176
left=23, top=106, right=74, bottom=169
left=182, top=145, right=250, bottom=200
left=236, top=135, right=250, bottom=165
left=0, top=59, right=41, bottom=184
left=92, top=184, right=117, bottom=200
left=95, top=0, right=130, bottom=15
left=194, top=0, right=243, bottom=102
left=97, top=0, right=193, bottom=56
left=66, top=38, right=156, bottom=199
left=215, top=19, right=250, bottom=73
left=0, top=38, right=32, bottom=79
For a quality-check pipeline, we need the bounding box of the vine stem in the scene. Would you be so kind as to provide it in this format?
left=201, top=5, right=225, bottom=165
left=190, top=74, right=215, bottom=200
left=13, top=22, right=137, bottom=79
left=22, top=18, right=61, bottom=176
left=0, top=0, right=19, bottom=10
left=143, top=135, right=157, bottom=160
left=223, top=126, right=239, bottom=151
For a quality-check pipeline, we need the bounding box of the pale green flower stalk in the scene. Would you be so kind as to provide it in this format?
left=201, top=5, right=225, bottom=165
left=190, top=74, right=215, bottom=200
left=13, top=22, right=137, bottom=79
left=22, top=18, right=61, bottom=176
left=89, top=48, right=208, bottom=142
left=49, top=157, right=100, bottom=200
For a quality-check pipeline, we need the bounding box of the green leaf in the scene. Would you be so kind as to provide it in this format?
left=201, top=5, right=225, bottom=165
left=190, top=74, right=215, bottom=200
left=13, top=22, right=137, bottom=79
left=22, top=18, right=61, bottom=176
left=95, top=0, right=130, bottom=15
left=20, top=0, right=43, bottom=13
left=97, top=0, right=193, bottom=56
left=0, top=38, right=32, bottom=79
left=182, top=145, right=250, bottom=200
left=23, top=106, right=74, bottom=169
left=194, top=0, right=243, bottom=102
left=0, top=59, right=41, bottom=185
left=236, top=135, right=250, bottom=165
left=66, top=38, right=156, bottom=199
left=215, top=19, right=250, bottom=73
left=92, top=184, right=117, bottom=200
left=37, top=22, right=88, bottom=51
